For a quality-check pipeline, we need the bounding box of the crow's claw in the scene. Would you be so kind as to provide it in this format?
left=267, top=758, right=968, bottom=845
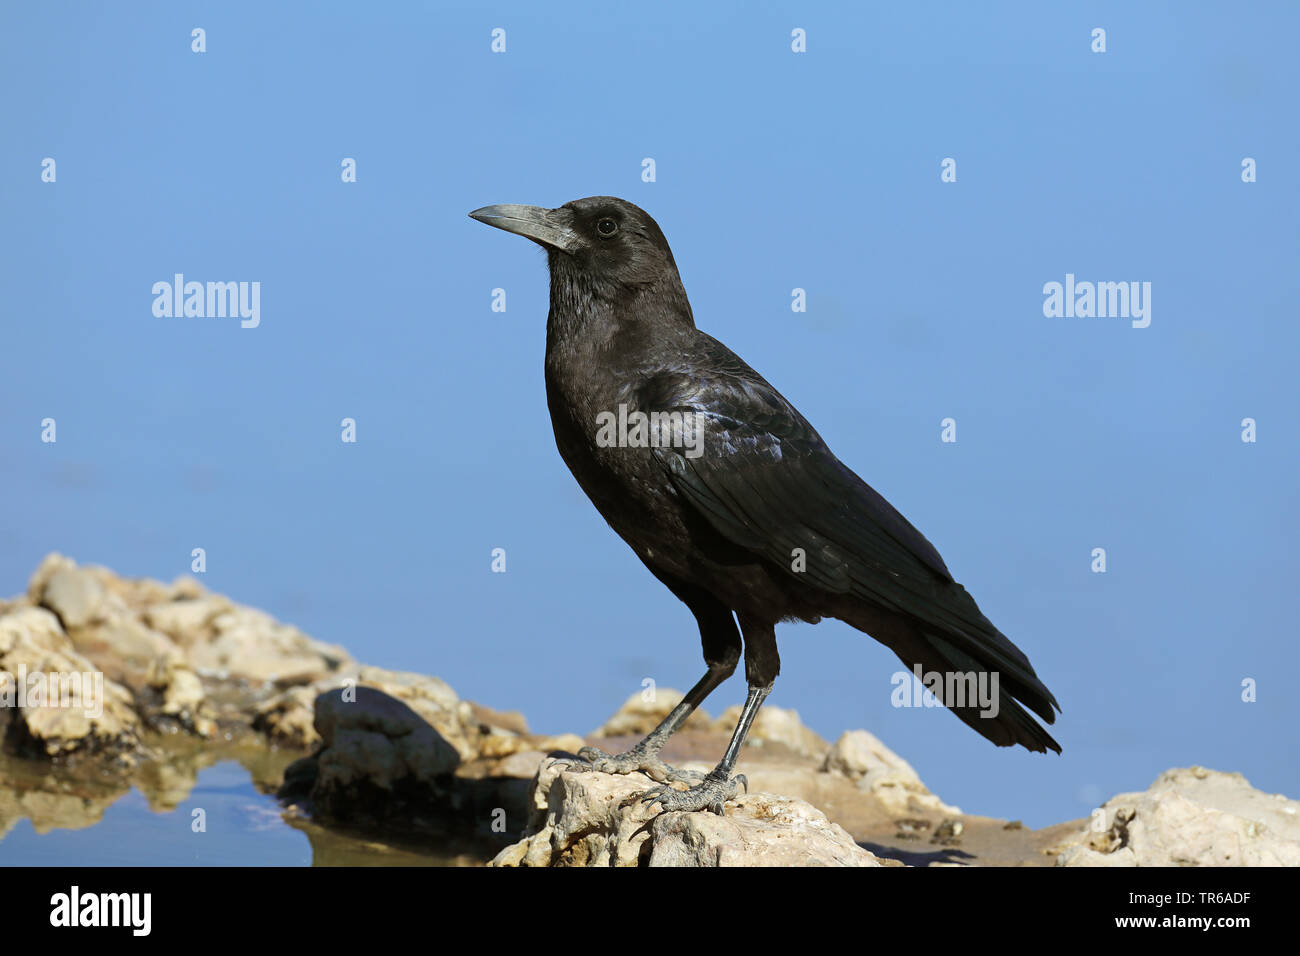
left=637, top=771, right=746, bottom=815
left=571, top=745, right=706, bottom=786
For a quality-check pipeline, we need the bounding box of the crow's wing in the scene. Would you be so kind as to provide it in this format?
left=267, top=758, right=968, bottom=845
left=638, top=337, right=1060, bottom=722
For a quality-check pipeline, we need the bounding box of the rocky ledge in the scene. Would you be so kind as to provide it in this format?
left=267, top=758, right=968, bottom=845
left=2, top=555, right=1296, bottom=866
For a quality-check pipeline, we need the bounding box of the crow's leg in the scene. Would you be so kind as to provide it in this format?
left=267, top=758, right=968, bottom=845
left=571, top=594, right=740, bottom=786
left=639, top=615, right=779, bottom=814
left=638, top=680, right=770, bottom=812
left=576, top=661, right=732, bottom=784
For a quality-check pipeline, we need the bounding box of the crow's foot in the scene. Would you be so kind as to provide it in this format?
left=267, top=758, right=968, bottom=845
left=635, top=770, right=748, bottom=815
left=564, top=745, right=706, bottom=786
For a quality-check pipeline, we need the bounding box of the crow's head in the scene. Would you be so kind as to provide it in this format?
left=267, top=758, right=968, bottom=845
left=469, top=196, right=681, bottom=295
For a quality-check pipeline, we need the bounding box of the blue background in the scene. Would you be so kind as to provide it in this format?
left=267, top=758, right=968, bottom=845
left=2, top=1, right=1296, bottom=828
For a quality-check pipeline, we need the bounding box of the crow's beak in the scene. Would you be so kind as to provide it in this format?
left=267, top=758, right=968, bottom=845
left=468, top=204, right=581, bottom=253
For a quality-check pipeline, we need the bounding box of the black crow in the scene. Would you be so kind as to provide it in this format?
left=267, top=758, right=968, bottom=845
left=469, top=197, right=1060, bottom=814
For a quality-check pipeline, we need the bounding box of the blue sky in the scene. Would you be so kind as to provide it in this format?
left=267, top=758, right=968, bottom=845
left=2, top=1, right=1296, bottom=828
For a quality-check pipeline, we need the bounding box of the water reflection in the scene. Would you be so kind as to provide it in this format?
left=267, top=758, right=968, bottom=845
left=0, top=740, right=498, bottom=866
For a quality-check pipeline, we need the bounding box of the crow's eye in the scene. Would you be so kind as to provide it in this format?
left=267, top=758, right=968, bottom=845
left=596, top=217, right=618, bottom=238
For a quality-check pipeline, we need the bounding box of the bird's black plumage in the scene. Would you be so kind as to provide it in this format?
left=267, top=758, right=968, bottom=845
left=470, top=196, right=1060, bottom=812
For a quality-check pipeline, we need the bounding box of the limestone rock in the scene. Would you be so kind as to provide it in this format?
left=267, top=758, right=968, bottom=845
left=37, top=562, right=107, bottom=629
left=468, top=702, right=530, bottom=735
left=821, top=729, right=960, bottom=815
left=71, top=614, right=179, bottom=667
left=649, top=795, right=893, bottom=867
left=148, top=659, right=215, bottom=737
left=18, top=555, right=348, bottom=735
left=1052, top=766, right=1300, bottom=867
left=0, top=606, right=141, bottom=758
left=492, top=756, right=892, bottom=867
left=592, top=688, right=713, bottom=737
left=253, top=685, right=320, bottom=748
left=29, top=553, right=196, bottom=605
left=184, top=604, right=350, bottom=684
left=476, top=728, right=585, bottom=760
left=712, top=704, right=828, bottom=757
left=141, top=596, right=233, bottom=649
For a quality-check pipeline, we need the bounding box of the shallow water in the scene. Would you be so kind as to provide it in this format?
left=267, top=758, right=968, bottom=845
left=0, top=743, right=497, bottom=866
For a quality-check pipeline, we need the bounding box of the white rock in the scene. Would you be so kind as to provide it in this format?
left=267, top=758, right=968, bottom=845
left=1054, top=767, right=1300, bottom=867
left=38, top=565, right=106, bottom=629
left=592, top=688, right=712, bottom=737
left=821, top=729, right=959, bottom=814
left=492, top=757, right=891, bottom=867
left=0, top=606, right=140, bottom=756
left=712, top=704, right=828, bottom=757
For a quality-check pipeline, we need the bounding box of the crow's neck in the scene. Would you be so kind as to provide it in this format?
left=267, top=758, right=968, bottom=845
left=544, top=272, right=696, bottom=377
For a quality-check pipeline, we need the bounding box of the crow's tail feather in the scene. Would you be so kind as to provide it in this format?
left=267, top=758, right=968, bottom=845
left=837, top=602, right=1062, bottom=754
left=917, top=630, right=1061, bottom=754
